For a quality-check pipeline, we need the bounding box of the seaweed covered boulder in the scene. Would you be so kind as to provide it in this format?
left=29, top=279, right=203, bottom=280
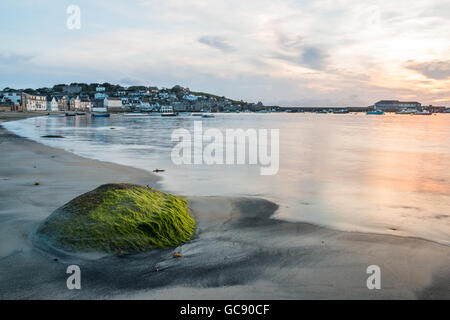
left=35, top=184, right=196, bottom=253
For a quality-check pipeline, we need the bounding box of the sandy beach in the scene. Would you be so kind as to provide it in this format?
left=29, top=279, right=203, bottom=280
left=0, top=112, right=448, bottom=299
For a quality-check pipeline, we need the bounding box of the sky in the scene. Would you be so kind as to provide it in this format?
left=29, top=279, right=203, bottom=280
left=1, top=0, right=450, bottom=107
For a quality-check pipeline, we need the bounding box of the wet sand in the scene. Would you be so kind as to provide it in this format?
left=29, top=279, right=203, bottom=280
left=0, top=112, right=449, bottom=299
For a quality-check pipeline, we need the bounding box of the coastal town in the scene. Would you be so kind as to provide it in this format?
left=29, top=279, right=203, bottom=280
left=1, top=83, right=450, bottom=115
left=0, top=83, right=266, bottom=114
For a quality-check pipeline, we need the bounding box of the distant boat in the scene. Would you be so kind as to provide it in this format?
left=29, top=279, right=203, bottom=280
left=178, top=112, right=192, bottom=116
left=366, top=110, right=384, bottom=115
left=414, top=110, right=433, bottom=115
left=192, top=113, right=203, bottom=116
left=333, top=109, right=349, bottom=114
left=201, top=113, right=215, bottom=118
left=65, top=112, right=76, bottom=117
left=315, top=110, right=327, bottom=114
left=92, top=113, right=111, bottom=118
left=47, top=113, right=65, bottom=117
left=395, top=109, right=414, bottom=115
left=76, top=112, right=86, bottom=116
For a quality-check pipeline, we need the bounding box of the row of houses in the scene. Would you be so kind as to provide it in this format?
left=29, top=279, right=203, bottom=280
left=1, top=84, right=253, bottom=113
left=20, top=93, right=126, bottom=112
left=1, top=91, right=158, bottom=113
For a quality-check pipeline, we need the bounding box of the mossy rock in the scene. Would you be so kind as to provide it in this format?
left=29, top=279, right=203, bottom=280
left=35, top=184, right=196, bottom=253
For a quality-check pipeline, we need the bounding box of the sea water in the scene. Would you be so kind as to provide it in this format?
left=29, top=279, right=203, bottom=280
left=4, top=113, right=450, bottom=245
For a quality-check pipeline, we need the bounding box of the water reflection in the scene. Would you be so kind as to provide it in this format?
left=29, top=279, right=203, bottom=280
left=4, top=113, right=450, bottom=245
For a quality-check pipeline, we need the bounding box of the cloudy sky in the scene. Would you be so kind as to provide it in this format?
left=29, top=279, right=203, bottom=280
left=1, top=0, right=450, bottom=106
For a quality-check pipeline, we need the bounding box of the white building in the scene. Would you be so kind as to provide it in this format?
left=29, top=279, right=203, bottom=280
left=96, top=86, right=106, bottom=92
left=22, top=93, right=47, bottom=111
left=160, top=105, right=174, bottom=113
left=137, top=101, right=151, bottom=109
left=69, top=96, right=81, bottom=111
left=105, top=97, right=123, bottom=111
left=80, top=99, right=92, bottom=111
left=47, top=97, right=59, bottom=112
left=57, top=95, right=69, bottom=111
left=183, top=94, right=199, bottom=101
left=94, top=92, right=108, bottom=99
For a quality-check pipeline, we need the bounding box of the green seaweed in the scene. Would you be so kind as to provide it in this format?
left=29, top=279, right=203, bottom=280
left=36, top=184, right=196, bottom=253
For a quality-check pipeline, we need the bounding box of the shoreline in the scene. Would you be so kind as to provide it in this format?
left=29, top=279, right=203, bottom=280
left=4, top=112, right=449, bottom=247
left=0, top=112, right=449, bottom=299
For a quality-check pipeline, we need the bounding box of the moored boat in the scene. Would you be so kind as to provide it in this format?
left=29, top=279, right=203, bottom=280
left=201, top=113, right=215, bottom=118
left=395, top=109, right=414, bottom=114
left=367, top=110, right=384, bottom=115
left=92, top=113, right=111, bottom=118
left=91, top=107, right=109, bottom=117
left=333, top=109, right=349, bottom=114
left=414, top=110, right=433, bottom=115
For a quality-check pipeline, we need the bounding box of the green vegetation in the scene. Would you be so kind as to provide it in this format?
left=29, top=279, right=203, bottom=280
left=190, top=90, right=250, bottom=106
left=36, top=184, right=196, bottom=253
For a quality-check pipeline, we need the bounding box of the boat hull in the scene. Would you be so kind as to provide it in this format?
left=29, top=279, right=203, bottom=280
left=161, top=113, right=177, bottom=117
left=92, top=113, right=111, bottom=118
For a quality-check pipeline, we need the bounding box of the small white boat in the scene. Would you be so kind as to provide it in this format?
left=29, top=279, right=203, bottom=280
left=396, top=109, right=414, bottom=115
left=178, top=112, right=192, bottom=116
left=414, top=110, right=433, bottom=115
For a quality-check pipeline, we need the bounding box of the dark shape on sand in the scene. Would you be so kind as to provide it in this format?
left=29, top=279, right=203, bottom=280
left=153, top=169, right=165, bottom=173
left=34, top=183, right=196, bottom=254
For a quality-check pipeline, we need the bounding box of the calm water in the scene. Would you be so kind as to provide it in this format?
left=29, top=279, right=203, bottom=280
left=4, top=113, right=450, bottom=245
